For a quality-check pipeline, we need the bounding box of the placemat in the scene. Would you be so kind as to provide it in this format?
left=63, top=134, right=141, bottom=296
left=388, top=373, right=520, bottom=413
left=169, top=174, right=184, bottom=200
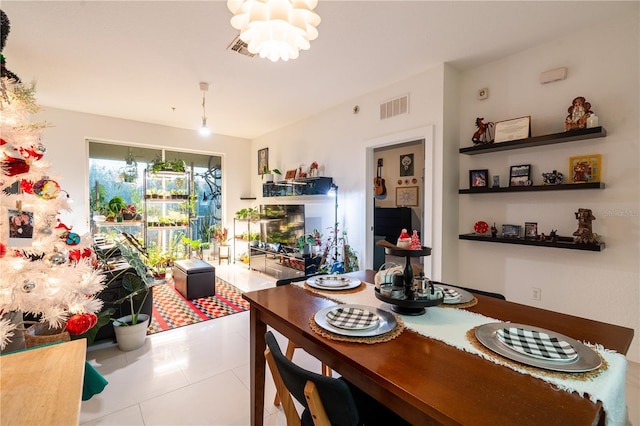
left=304, top=282, right=366, bottom=294
left=309, top=315, right=404, bottom=344
left=466, top=327, right=607, bottom=381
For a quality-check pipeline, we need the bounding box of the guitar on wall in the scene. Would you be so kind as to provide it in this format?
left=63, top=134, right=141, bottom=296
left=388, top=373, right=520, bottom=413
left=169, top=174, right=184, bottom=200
left=374, top=159, right=387, bottom=199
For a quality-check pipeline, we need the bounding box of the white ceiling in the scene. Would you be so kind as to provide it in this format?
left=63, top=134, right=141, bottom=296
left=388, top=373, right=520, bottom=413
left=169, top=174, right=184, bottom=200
left=2, top=1, right=635, bottom=140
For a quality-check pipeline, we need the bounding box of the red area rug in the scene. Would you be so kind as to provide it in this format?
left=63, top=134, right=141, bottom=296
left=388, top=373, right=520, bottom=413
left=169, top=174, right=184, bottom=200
left=147, top=277, right=249, bottom=335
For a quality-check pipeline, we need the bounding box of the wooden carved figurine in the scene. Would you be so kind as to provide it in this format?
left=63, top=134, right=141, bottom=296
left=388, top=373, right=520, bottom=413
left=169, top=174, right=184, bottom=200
left=564, top=96, right=593, bottom=131
left=573, top=208, right=599, bottom=244
left=472, top=117, right=494, bottom=145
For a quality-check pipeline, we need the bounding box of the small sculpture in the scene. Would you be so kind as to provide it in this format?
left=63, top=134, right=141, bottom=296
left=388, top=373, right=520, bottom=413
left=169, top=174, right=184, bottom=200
left=542, top=170, right=563, bottom=185
left=564, top=97, right=593, bottom=131
left=573, top=208, right=599, bottom=244
left=491, top=223, right=498, bottom=238
left=549, top=229, right=558, bottom=242
left=471, top=117, right=494, bottom=145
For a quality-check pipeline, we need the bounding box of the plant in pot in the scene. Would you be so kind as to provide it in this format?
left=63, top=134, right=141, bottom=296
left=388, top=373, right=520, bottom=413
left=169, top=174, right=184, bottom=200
left=109, top=234, right=154, bottom=351
left=260, top=165, right=281, bottom=182
left=107, top=196, right=126, bottom=222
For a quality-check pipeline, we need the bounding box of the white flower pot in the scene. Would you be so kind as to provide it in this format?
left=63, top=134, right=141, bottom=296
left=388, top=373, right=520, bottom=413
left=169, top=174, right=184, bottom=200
left=113, top=314, right=150, bottom=352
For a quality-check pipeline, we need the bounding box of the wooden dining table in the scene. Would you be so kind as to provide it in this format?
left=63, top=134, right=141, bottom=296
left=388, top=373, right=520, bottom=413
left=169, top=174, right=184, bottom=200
left=243, top=270, right=634, bottom=426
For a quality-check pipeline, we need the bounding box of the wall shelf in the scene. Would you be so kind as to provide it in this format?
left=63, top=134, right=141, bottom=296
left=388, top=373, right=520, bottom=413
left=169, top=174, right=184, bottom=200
left=459, top=233, right=604, bottom=251
left=459, top=182, right=605, bottom=194
left=263, top=177, right=333, bottom=197
left=459, top=127, right=606, bottom=155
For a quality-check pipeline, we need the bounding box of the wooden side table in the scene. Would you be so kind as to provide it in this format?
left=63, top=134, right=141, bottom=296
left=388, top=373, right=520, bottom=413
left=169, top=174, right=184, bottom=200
left=217, top=244, right=230, bottom=265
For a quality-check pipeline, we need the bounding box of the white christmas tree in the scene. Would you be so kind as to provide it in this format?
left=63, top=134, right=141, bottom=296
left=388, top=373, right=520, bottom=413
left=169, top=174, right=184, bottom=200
left=0, top=77, right=106, bottom=350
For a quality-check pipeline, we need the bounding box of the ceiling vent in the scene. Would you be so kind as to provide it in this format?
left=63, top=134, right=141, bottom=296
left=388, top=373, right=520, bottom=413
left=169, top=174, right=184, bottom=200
left=227, top=35, right=256, bottom=58
left=380, top=94, right=409, bottom=120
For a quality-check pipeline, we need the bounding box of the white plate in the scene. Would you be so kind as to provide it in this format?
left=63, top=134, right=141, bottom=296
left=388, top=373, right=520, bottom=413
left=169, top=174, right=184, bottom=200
left=433, top=284, right=474, bottom=305
left=314, top=304, right=397, bottom=337
left=307, top=275, right=362, bottom=291
left=325, top=307, right=379, bottom=330
left=475, top=323, right=601, bottom=372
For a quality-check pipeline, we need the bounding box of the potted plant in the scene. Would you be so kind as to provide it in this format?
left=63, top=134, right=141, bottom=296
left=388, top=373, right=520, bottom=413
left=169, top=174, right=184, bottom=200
left=261, top=165, right=281, bottom=182
left=109, top=234, right=154, bottom=351
left=108, top=196, right=126, bottom=222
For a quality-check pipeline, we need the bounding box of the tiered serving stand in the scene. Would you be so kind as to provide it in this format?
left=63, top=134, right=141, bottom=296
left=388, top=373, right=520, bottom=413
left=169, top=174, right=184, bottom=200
left=374, top=246, right=443, bottom=315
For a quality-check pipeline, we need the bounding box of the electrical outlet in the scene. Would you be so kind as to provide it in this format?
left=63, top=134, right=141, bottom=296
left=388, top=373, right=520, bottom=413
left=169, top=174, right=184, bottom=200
left=531, top=287, right=541, bottom=301
left=477, top=87, right=489, bottom=100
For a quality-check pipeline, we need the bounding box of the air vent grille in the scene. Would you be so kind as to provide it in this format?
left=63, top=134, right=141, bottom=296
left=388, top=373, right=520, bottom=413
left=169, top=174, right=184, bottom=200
left=380, top=94, right=409, bottom=120
left=227, top=35, right=256, bottom=58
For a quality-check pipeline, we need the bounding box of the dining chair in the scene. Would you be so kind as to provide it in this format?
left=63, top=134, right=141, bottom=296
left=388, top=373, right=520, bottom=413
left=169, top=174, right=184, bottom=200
left=273, top=274, right=331, bottom=407
left=265, top=331, right=410, bottom=426
left=456, top=285, right=506, bottom=300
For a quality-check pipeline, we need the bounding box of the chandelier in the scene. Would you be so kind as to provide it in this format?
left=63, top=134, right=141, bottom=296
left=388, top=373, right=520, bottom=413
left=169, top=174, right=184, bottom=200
left=227, top=0, right=321, bottom=62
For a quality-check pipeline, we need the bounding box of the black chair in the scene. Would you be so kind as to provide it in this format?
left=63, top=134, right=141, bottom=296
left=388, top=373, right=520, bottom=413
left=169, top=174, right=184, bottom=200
left=456, top=285, right=506, bottom=300
left=265, top=331, right=409, bottom=426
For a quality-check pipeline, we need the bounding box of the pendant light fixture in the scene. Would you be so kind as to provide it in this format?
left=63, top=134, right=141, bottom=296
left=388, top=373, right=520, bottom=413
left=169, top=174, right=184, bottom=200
left=198, top=82, right=211, bottom=137
left=227, top=0, right=321, bottom=62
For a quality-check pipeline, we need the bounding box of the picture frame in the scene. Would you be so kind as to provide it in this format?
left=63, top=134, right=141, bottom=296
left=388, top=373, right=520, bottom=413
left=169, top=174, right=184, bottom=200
left=399, top=153, right=414, bottom=177
left=469, top=169, right=489, bottom=188
left=395, top=186, right=419, bottom=207
left=494, top=116, right=531, bottom=143
left=509, top=164, right=531, bottom=187
left=285, top=169, right=297, bottom=180
left=501, top=224, right=521, bottom=239
left=569, top=154, right=601, bottom=183
left=7, top=208, right=35, bottom=247
left=524, top=222, right=538, bottom=239
left=258, top=148, right=269, bottom=175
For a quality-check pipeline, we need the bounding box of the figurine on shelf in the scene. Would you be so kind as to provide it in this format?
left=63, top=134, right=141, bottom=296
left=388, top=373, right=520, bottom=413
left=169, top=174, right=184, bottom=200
left=564, top=96, right=593, bottom=131
left=409, top=230, right=421, bottom=250
left=491, top=223, right=498, bottom=238
left=542, top=170, right=563, bottom=185
left=471, top=117, right=494, bottom=145
left=573, top=208, right=599, bottom=244
left=549, top=229, right=558, bottom=242
left=397, top=228, right=411, bottom=249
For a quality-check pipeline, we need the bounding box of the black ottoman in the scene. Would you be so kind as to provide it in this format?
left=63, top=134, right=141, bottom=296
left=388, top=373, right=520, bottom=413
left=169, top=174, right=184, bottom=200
left=173, top=259, right=216, bottom=299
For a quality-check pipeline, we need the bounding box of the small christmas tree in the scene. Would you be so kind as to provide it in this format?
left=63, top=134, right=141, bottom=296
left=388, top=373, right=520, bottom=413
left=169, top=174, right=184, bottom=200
left=0, top=72, right=105, bottom=349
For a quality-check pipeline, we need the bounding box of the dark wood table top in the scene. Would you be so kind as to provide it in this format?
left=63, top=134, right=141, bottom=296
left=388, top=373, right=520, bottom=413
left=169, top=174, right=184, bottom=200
left=244, top=270, right=634, bottom=426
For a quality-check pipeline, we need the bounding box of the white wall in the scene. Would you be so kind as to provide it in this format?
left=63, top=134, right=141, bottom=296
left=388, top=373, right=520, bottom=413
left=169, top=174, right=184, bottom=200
left=251, top=64, right=455, bottom=281
left=33, top=108, right=252, bottom=235
left=458, top=14, right=639, bottom=361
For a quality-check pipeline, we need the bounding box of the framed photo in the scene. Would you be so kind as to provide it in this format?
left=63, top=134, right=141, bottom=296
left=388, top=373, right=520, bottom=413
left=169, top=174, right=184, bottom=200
left=509, top=164, right=531, bottom=187
left=502, top=224, right=521, bottom=239
left=7, top=208, right=34, bottom=247
left=494, top=116, right=531, bottom=143
left=469, top=169, right=489, bottom=188
left=525, top=222, right=538, bottom=239
left=399, top=153, right=414, bottom=177
left=569, top=154, right=601, bottom=183
left=285, top=169, right=297, bottom=180
left=396, top=186, right=419, bottom=207
left=258, top=148, right=269, bottom=175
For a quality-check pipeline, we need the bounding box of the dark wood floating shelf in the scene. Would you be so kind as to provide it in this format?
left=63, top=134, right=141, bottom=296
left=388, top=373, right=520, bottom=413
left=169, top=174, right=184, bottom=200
left=459, top=182, right=605, bottom=194
left=459, top=233, right=605, bottom=251
left=459, top=127, right=606, bottom=155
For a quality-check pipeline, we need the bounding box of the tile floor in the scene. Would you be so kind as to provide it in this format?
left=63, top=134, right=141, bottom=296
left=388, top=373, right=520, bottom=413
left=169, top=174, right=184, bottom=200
left=81, top=263, right=639, bottom=425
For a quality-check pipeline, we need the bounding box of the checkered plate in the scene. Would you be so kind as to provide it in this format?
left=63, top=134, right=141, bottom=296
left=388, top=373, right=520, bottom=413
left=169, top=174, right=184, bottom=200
left=496, top=327, right=578, bottom=362
left=307, top=275, right=361, bottom=291
left=475, top=322, right=601, bottom=372
left=315, top=304, right=397, bottom=337
left=326, top=306, right=379, bottom=330
left=433, top=283, right=474, bottom=304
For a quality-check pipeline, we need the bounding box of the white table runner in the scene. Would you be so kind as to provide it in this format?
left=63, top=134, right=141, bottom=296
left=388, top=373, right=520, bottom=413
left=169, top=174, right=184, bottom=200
left=295, top=281, right=628, bottom=426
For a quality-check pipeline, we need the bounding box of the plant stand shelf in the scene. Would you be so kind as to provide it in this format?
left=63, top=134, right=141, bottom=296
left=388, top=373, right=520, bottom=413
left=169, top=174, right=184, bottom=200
left=458, top=233, right=604, bottom=251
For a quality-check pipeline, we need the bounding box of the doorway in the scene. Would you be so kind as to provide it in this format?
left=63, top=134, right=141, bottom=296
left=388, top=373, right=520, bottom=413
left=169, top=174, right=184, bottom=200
left=364, top=126, right=438, bottom=280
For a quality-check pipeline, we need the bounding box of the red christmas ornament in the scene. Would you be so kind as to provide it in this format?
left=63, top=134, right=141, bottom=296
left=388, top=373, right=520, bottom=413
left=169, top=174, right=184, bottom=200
left=65, top=313, right=97, bottom=335
left=19, top=147, right=44, bottom=161
left=0, top=242, right=6, bottom=258
left=20, top=179, right=34, bottom=194
left=56, top=219, right=72, bottom=231
left=1, top=156, right=30, bottom=176
left=69, top=247, right=93, bottom=262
